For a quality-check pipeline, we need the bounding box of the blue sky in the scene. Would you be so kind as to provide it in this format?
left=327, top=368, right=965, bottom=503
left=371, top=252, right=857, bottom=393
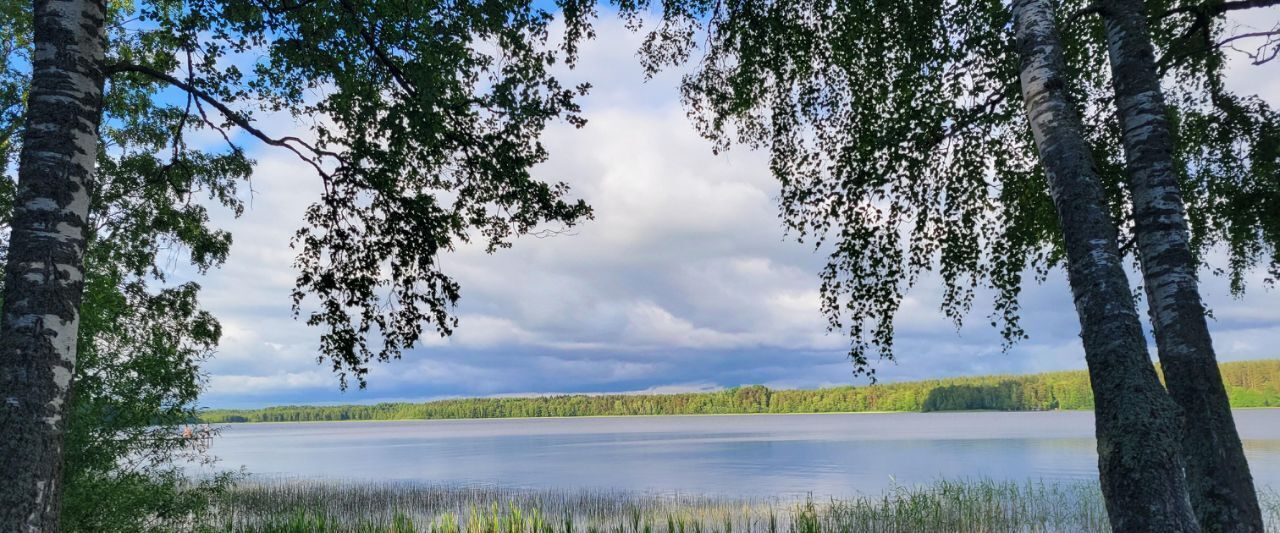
left=186, top=13, right=1280, bottom=409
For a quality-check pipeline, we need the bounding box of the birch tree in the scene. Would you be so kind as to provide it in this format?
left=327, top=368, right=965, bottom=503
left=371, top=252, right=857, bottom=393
left=610, top=0, right=1278, bottom=527
left=0, top=0, right=594, bottom=529
left=1084, top=0, right=1276, bottom=528
left=1013, top=0, right=1196, bottom=526
left=0, top=0, right=108, bottom=527
left=0, top=5, right=250, bottom=523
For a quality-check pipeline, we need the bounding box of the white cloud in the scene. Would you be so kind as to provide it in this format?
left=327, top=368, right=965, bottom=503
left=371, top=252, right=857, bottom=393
left=185, top=14, right=1280, bottom=407
left=208, top=371, right=332, bottom=395
left=623, top=301, right=751, bottom=349
left=446, top=315, right=542, bottom=348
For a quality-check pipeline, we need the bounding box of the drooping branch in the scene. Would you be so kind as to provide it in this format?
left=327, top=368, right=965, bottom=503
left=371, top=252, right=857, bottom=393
left=936, top=91, right=1009, bottom=149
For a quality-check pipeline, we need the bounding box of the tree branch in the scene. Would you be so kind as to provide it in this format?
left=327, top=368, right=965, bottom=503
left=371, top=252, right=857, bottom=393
left=1220, top=27, right=1280, bottom=64
left=925, top=90, right=1008, bottom=154
left=1157, top=0, right=1280, bottom=70
left=1162, top=0, right=1280, bottom=19
left=334, top=0, right=419, bottom=99
left=1067, top=2, right=1107, bottom=25
left=104, top=62, right=343, bottom=176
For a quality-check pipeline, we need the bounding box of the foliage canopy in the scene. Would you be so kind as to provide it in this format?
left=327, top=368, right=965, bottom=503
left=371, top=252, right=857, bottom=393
left=607, top=0, right=1279, bottom=375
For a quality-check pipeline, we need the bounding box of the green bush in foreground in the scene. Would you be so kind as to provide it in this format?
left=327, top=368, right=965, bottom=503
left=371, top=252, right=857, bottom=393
left=177, top=479, right=1280, bottom=532
left=201, top=359, right=1280, bottom=424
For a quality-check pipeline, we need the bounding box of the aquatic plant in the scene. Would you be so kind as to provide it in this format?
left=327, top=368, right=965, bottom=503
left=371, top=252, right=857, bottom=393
left=178, top=478, right=1280, bottom=532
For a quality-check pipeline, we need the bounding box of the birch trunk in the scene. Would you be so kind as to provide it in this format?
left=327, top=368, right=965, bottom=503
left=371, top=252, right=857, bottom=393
left=1098, top=2, right=1264, bottom=530
left=0, top=0, right=107, bottom=529
left=1012, top=0, right=1199, bottom=529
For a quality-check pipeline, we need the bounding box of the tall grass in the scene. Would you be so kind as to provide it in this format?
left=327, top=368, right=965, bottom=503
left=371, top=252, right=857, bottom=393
left=174, top=478, right=1280, bottom=532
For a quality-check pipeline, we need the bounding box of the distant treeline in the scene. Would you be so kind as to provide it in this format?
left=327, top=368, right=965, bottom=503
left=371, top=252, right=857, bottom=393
left=201, top=359, right=1280, bottom=423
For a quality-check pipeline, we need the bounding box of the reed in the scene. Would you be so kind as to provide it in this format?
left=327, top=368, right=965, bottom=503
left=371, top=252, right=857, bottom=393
left=177, top=478, right=1280, bottom=532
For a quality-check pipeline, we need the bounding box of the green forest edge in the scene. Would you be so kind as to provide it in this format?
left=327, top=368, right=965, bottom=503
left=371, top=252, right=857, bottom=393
left=200, top=359, right=1280, bottom=424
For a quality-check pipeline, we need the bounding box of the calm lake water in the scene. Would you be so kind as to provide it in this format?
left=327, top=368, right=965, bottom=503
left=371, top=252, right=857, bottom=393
left=204, top=410, right=1280, bottom=498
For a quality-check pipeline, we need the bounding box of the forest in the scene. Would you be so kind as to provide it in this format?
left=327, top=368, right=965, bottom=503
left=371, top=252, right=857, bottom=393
left=200, top=359, right=1280, bottom=423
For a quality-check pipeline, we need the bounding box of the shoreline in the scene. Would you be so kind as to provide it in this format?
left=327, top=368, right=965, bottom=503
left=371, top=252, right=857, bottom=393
left=200, top=408, right=1060, bottom=425
left=199, top=406, right=1280, bottom=426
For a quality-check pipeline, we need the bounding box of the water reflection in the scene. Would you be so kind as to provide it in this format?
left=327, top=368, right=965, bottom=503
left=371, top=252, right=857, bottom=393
left=199, top=410, right=1280, bottom=498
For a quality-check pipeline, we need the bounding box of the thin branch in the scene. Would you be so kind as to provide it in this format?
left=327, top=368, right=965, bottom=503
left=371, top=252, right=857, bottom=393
left=153, top=46, right=197, bottom=190
left=1221, top=27, right=1280, bottom=63
left=191, top=96, right=240, bottom=157
left=1220, top=29, right=1280, bottom=46
left=925, top=90, right=1008, bottom=154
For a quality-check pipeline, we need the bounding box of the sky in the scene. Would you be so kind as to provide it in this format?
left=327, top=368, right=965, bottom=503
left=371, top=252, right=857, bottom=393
left=185, top=13, right=1280, bottom=409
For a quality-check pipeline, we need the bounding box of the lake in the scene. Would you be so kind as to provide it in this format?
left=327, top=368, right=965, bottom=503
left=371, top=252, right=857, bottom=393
left=203, top=410, right=1280, bottom=498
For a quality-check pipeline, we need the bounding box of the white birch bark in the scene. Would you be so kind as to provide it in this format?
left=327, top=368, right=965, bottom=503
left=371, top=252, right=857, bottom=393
left=1099, top=1, right=1263, bottom=529
left=1012, top=0, right=1199, bottom=529
left=0, top=0, right=107, bottom=529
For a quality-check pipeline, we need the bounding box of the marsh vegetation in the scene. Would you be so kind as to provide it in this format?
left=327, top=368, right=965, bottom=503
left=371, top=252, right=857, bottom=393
left=185, top=479, right=1280, bottom=532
